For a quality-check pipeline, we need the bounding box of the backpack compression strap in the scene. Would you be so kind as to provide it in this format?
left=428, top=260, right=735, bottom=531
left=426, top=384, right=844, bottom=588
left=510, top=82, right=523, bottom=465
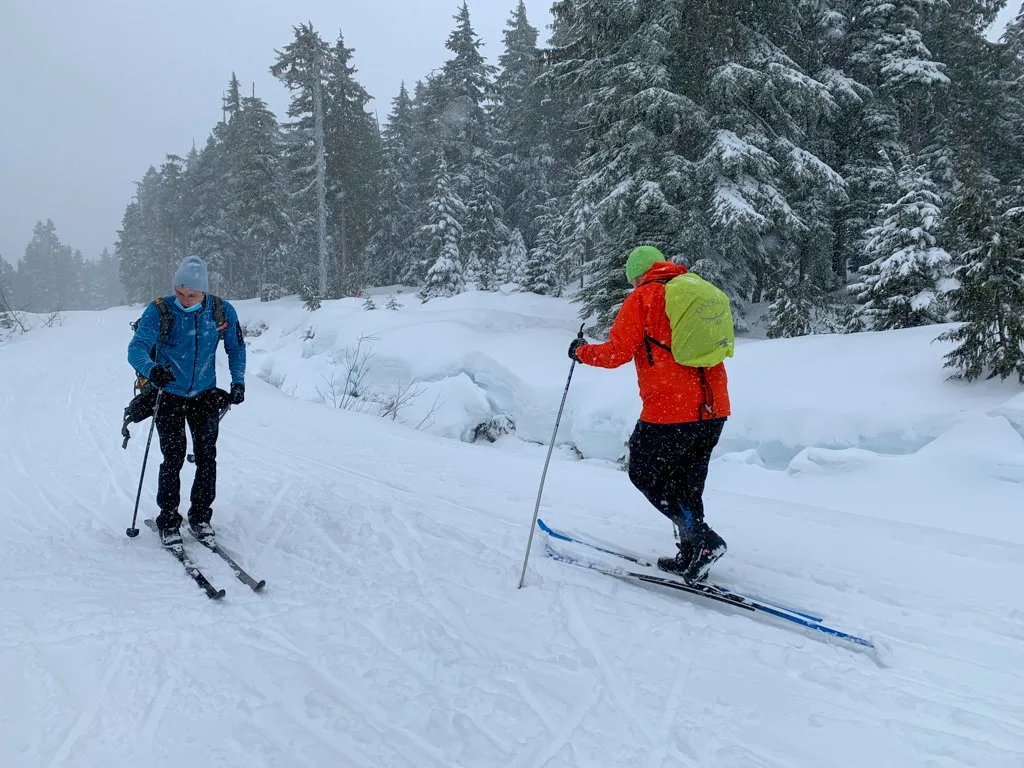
left=211, top=295, right=228, bottom=342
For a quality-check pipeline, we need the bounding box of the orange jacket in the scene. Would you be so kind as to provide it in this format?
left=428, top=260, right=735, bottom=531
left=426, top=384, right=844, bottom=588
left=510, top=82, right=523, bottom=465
left=575, top=262, right=731, bottom=424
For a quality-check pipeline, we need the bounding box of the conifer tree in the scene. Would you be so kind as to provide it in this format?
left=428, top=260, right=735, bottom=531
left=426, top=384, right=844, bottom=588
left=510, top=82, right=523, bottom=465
left=551, top=0, right=702, bottom=327
left=998, top=7, right=1024, bottom=182
left=497, top=228, right=527, bottom=287
left=418, top=154, right=466, bottom=301
left=850, top=160, right=950, bottom=330
left=366, top=84, right=420, bottom=285
left=463, top=153, right=508, bottom=291
left=185, top=135, right=232, bottom=290
left=272, top=24, right=331, bottom=299
left=522, top=202, right=562, bottom=295
left=923, top=0, right=1011, bottom=187
left=323, top=31, right=381, bottom=292
left=18, top=220, right=78, bottom=312
left=0, top=256, right=16, bottom=322
left=492, top=1, right=551, bottom=248
left=97, top=247, right=123, bottom=307
left=937, top=177, right=1024, bottom=382
left=433, top=2, right=505, bottom=282
left=435, top=2, right=496, bottom=184
left=230, top=94, right=293, bottom=300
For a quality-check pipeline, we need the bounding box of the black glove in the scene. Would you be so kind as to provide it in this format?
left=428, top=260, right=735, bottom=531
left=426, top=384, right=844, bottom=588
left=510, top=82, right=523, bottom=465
left=568, top=338, right=588, bottom=361
left=229, top=382, right=245, bottom=405
left=148, top=365, right=174, bottom=387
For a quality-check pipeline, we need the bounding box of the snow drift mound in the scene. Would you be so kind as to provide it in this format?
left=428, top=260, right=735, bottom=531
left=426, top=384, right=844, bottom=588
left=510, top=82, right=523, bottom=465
left=235, top=294, right=1022, bottom=472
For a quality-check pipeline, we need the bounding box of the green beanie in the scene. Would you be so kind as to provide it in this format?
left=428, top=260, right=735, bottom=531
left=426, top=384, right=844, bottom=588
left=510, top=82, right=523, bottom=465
left=625, top=245, right=664, bottom=283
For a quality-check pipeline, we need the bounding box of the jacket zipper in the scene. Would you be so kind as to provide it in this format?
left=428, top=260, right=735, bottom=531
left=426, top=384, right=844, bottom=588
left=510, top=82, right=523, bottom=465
left=189, top=308, right=200, bottom=395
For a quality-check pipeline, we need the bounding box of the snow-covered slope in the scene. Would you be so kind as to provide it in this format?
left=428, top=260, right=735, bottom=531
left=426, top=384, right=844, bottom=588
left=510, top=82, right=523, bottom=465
left=1, top=294, right=1022, bottom=767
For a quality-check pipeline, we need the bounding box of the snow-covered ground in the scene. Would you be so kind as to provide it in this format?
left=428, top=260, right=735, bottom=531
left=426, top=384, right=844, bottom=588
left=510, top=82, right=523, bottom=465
left=2, top=291, right=1023, bottom=767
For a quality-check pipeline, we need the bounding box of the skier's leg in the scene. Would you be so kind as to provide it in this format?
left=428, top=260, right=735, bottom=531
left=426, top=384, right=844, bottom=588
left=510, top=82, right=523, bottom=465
left=626, top=421, right=677, bottom=520
left=186, top=390, right=220, bottom=528
left=673, top=418, right=726, bottom=530
left=672, top=418, right=728, bottom=581
left=154, top=393, right=187, bottom=533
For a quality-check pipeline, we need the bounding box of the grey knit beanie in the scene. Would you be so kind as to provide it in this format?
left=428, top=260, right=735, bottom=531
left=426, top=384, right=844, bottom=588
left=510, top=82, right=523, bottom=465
left=172, top=256, right=209, bottom=293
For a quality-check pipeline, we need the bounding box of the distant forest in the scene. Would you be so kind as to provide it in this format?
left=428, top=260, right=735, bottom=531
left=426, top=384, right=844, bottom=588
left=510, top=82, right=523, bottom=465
left=4, top=1, right=1023, bottom=381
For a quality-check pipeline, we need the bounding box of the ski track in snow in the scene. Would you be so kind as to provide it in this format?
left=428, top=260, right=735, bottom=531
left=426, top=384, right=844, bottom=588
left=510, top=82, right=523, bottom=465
left=2, top=309, right=1023, bottom=767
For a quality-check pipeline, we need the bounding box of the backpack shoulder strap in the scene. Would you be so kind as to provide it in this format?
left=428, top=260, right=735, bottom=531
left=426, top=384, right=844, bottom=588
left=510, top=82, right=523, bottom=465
left=211, top=295, right=228, bottom=341
left=152, top=298, right=173, bottom=344
left=638, top=278, right=673, bottom=364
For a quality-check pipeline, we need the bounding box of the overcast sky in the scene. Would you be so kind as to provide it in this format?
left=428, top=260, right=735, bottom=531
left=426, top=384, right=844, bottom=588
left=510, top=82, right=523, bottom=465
left=0, top=0, right=553, bottom=265
left=1, top=0, right=1021, bottom=266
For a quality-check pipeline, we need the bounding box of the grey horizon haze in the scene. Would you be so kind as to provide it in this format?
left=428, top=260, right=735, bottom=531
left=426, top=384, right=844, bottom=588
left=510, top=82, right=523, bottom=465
left=0, top=0, right=553, bottom=266
left=1, top=0, right=1021, bottom=268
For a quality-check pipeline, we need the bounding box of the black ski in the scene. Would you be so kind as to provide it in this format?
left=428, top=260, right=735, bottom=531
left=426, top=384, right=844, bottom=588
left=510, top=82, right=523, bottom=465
left=186, top=529, right=266, bottom=592
left=143, top=519, right=226, bottom=599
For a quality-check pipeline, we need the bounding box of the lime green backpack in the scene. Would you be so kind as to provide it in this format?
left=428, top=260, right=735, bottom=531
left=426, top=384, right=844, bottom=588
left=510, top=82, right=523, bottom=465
left=647, top=272, right=735, bottom=367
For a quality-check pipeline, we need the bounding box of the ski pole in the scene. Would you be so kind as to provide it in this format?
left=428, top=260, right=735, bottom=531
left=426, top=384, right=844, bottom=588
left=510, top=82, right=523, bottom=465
left=126, top=388, right=164, bottom=539
left=518, top=323, right=585, bottom=589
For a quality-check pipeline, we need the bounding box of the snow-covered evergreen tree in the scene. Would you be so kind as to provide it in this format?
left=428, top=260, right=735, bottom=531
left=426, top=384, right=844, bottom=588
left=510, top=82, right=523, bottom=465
left=323, top=31, right=381, bottom=293
left=551, top=0, right=704, bottom=327
left=435, top=2, right=496, bottom=186
left=0, top=256, right=18, bottom=327
left=698, top=0, right=847, bottom=303
left=272, top=24, right=331, bottom=299
left=17, top=220, right=79, bottom=312
left=850, top=160, right=950, bottom=330
left=937, top=177, right=1024, bottom=382
left=463, top=152, right=508, bottom=291
left=428, top=2, right=506, bottom=287
left=839, top=0, right=949, bottom=273
left=765, top=281, right=816, bottom=339
left=118, top=160, right=193, bottom=302
left=366, top=83, right=419, bottom=286
left=229, top=94, right=293, bottom=301
left=96, top=247, right=123, bottom=307
left=418, top=155, right=467, bottom=301
left=522, top=203, right=561, bottom=295
left=492, top=1, right=551, bottom=248
left=497, top=228, right=527, bottom=288
left=998, top=7, right=1024, bottom=183
left=923, top=0, right=1013, bottom=189
left=184, top=135, right=232, bottom=291
left=0, top=256, right=14, bottom=305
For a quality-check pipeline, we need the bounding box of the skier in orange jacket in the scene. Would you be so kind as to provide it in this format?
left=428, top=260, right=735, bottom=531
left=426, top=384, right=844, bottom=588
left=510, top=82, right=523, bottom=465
left=569, top=246, right=730, bottom=582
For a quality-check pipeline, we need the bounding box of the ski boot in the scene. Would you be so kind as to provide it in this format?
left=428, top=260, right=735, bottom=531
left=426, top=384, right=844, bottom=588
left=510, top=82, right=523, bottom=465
left=658, top=523, right=727, bottom=583
left=188, top=520, right=215, bottom=545
left=155, top=510, right=183, bottom=547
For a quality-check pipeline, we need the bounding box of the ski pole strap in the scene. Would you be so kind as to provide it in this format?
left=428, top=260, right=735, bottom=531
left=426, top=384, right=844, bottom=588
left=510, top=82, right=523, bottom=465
left=698, top=367, right=715, bottom=420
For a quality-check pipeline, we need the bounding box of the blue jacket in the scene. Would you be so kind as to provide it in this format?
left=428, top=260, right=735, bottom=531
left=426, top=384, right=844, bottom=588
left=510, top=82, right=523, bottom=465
left=127, top=296, right=246, bottom=398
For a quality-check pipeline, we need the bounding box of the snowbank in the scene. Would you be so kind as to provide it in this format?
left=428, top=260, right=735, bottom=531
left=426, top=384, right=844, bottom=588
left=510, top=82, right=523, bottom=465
left=235, top=292, right=1022, bottom=463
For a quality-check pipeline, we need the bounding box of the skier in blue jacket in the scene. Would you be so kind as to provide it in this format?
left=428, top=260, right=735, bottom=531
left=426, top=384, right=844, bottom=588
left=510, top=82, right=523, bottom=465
left=127, top=256, right=246, bottom=546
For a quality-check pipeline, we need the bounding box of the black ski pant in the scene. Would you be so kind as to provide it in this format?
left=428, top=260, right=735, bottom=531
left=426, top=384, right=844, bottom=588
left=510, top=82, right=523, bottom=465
left=154, top=388, right=224, bottom=526
left=627, top=418, right=726, bottom=539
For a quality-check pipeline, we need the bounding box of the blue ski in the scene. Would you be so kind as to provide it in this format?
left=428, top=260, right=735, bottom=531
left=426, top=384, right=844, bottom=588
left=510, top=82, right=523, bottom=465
left=542, top=540, right=875, bottom=651
left=537, top=518, right=824, bottom=622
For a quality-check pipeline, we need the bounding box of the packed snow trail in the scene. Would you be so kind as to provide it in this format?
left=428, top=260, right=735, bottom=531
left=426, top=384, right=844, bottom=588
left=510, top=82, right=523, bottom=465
left=1, top=306, right=1023, bottom=767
